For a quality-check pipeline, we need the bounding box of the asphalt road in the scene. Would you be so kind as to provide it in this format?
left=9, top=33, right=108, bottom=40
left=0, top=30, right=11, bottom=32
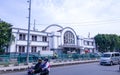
left=1, top=62, right=120, bottom=75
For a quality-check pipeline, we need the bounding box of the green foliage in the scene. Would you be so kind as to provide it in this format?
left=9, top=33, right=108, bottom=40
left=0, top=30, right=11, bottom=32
left=94, top=34, right=120, bottom=52
left=0, top=20, right=12, bottom=54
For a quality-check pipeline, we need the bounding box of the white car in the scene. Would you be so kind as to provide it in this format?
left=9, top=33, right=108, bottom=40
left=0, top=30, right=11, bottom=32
left=100, top=52, right=120, bottom=66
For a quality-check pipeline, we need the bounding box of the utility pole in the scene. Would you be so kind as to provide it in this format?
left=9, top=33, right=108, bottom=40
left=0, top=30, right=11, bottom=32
left=26, top=0, right=31, bottom=64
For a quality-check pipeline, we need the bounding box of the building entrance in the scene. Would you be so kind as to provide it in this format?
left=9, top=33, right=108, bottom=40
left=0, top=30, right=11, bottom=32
left=63, top=47, right=80, bottom=54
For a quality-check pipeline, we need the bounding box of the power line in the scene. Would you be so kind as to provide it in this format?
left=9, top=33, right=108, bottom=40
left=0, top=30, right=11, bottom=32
left=30, top=18, right=120, bottom=26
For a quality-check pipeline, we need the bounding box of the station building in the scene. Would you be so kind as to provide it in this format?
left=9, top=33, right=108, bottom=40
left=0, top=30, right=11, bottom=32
left=10, top=24, right=97, bottom=56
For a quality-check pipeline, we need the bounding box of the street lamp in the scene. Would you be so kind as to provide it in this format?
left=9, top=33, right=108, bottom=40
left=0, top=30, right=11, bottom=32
left=26, top=0, right=31, bottom=65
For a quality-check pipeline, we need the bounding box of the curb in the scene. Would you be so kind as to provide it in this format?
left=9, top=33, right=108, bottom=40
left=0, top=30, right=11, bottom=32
left=51, top=60, right=98, bottom=67
left=0, top=59, right=98, bottom=74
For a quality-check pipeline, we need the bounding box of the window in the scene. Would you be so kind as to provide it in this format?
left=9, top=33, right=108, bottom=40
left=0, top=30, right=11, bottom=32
left=64, top=31, right=75, bottom=44
left=112, top=54, right=114, bottom=57
left=42, top=46, right=47, bottom=51
left=31, top=46, right=37, bottom=52
left=42, top=36, right=47, bottom=42
left=19, top=34, right=26, bottom=40
left=87, top=41, right=89, bottom=45
left=92, top=42, right=94, bottom=46
left=84, top=41, right=86, bottom=45
left=32, top=35, right=37, bottom=41
left=115, top=53, right=120, bottom=57
left=102, top=54, right=111, bottom=57
left=18, top=46, right=25, bottom=53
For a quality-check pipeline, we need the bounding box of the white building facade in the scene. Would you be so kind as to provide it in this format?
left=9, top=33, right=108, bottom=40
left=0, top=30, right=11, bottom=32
left=10, top=24, right=96, bottom=56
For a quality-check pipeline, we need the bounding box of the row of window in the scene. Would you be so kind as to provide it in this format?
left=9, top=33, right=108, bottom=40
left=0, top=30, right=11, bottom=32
left=19, top=32, right=95, bottom=46
left=19, top=34, right=47, bottom=42
left=84, top=41, right=94, bottom=46
left=18, top=46, right=47, bottom=53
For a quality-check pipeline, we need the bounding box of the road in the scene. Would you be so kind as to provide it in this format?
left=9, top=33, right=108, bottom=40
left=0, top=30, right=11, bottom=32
left=1, top=62, right=120, bottom=75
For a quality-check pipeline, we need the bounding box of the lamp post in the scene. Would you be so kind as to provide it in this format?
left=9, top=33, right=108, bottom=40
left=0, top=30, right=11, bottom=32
left=26, top=0, right=31, bottom=64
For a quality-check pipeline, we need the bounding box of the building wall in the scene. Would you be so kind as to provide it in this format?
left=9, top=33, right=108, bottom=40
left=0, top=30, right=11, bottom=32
left=10, top=26, right=96, bottom=55
left=10, top=28, right=49, bottom=54
left=10, top=32, right=17, bottom=52
left=48, top=26, right=96, bottom=54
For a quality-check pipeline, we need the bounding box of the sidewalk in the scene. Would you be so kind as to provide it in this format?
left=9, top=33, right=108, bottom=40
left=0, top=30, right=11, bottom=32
left=0, top=59, right=98, bottom=73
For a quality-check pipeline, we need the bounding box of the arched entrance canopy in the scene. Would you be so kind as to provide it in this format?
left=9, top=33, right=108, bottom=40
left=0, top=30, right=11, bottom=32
left=41, top=24, right=63, bottom=32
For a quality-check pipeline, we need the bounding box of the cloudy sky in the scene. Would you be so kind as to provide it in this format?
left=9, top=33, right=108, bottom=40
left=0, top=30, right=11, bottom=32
left=0, top=0, right=120, bottom=37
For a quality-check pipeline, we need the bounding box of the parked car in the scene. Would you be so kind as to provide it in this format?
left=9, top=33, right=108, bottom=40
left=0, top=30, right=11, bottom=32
left=100, top=52, right=120, bottom=66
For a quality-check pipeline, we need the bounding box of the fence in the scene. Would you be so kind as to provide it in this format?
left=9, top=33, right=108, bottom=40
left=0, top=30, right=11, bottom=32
left=0, top=53, right=100, bottom=66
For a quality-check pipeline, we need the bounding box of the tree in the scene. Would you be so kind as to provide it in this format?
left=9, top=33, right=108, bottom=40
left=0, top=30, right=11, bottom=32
left=0, top=20, right=12, bottom=54
left=94, top=34, right=120, bottom=52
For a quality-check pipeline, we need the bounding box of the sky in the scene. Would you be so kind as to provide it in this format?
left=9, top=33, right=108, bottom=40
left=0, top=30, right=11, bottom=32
left=0, top=0, right=120, bottom=38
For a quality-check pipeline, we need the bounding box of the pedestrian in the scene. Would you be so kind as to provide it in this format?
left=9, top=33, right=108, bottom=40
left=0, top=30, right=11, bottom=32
left=41, top=58, right=50, bottom=75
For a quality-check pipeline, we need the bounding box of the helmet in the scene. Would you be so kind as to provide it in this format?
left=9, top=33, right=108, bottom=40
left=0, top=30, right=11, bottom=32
left=44, top=58, right=48, bottom=61
left=38, top=59, right=42, bottom=62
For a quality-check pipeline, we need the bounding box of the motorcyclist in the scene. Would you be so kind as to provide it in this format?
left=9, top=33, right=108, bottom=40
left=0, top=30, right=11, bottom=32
left=41, top=58, right=50, bottom=75
left=28, top=59, right=42, bottom=75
